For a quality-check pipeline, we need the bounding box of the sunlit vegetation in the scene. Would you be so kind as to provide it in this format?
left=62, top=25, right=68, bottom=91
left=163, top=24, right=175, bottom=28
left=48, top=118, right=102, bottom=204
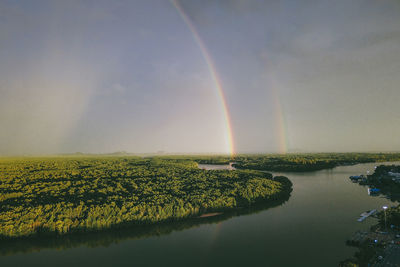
left=0, top=157, right=292, bottom=239
left=0, top=196, right=289, bottom=256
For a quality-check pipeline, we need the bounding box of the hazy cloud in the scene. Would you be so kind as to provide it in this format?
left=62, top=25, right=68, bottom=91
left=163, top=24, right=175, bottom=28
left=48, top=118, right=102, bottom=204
left=1, top=0, right=400, bottom=154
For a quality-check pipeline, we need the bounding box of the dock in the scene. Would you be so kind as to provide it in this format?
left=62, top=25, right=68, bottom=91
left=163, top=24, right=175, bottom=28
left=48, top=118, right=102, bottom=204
left=357, top=209, right=376, bottom=222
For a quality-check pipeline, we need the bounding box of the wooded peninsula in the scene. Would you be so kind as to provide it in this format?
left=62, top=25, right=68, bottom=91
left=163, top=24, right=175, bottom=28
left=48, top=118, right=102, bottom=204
left=0, top=156, right=292, bottom=239
left=2, top=152, right=400, bottom=240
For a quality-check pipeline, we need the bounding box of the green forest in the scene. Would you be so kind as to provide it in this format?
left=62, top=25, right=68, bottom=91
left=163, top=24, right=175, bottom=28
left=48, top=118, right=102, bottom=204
left=154, top=153, right=400, bottom=172
left=2, top=153, right=399, bottom=242
left=0, top=197, right=289, bottom=256
left=0, top=156, right=292, bottom=239
left=231, top=153, right=400, bottom=172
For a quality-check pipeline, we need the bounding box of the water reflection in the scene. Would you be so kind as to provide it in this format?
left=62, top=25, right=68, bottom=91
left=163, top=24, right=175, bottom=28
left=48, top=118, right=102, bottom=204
left=197, top=163, right=235, bottom=170
left=0, top=195, right=290, bottom=257
left=2, top=162, right=398, bottom=267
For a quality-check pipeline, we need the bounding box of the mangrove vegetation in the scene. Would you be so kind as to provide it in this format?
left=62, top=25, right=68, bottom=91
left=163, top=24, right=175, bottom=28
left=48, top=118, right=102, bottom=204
left=0, top=156, right=292, bottom=239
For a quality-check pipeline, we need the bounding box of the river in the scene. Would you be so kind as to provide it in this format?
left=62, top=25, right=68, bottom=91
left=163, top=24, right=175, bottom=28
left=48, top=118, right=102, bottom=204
left=0, top=162, right=398, bottom=267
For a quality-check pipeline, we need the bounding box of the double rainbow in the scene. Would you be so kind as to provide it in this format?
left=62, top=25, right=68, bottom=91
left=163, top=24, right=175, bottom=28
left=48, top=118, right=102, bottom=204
left=172, top=1, right=289, bottom=155
left=171, top=0, right=235, bottom=156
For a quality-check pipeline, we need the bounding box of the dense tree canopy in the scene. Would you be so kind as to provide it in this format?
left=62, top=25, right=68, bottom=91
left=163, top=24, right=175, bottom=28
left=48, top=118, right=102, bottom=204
left=0, top=157, right=291, bottom=238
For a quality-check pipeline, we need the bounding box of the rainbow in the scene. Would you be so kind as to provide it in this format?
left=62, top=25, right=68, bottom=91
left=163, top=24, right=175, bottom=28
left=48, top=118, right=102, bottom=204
left=269, top=77, right=289, bottom=154
left=211, top=222, right=223, bottom=244
left=171, top=0, right=235, bottom=156
left=275, top=94, right=288, bottom=154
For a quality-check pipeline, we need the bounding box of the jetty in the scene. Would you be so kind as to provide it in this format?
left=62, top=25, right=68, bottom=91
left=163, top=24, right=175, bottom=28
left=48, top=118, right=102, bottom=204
left=357, top=209, right=376, bottom=222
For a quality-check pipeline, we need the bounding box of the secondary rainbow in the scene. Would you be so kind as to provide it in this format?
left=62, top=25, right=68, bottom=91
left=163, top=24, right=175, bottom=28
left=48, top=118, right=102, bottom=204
left=270, top=80, right=288, bottom=154
left=171, top=0, right=235, bottom=156
left=275, top=92, right=288, bottom=154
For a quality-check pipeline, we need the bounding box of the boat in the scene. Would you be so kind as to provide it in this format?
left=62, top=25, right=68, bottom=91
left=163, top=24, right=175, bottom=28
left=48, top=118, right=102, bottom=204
left=368, top=188, right=380, bottom=195
left=349, top=175, right=365, bottom=182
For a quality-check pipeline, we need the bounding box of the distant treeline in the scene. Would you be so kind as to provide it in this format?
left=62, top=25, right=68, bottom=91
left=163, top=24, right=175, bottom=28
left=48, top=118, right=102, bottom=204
left=0, top=157, right=291, bottom=239
left=151, top=155, right=233, bottom=165
left=233, top=153, right=400, bottom=172
left=155, top=153, right=400, bottom=172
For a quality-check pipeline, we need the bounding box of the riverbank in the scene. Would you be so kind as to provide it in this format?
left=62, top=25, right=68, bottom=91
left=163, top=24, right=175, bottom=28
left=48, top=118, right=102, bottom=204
left=341, top=226, right=400, bottom=267
left=0, top=195, right=291, bottom=257
left=342, top=165, right=400, bottom=267
left=1, top=161, right=396, bottom=267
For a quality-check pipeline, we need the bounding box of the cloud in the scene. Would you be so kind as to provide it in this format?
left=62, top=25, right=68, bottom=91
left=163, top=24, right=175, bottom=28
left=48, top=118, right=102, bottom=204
left=0, top=52, right=97, bottom=155
left=112, top=83, right=126, bottom=93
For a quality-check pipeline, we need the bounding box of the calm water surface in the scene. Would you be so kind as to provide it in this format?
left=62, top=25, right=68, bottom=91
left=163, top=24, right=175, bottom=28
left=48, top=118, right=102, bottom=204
left=1, top=162, right=398, bottom=267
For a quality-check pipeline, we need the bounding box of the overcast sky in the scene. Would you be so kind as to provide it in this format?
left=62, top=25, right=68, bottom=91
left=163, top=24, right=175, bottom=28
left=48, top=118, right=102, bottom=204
left=1, top=0, right=400, bottom=155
